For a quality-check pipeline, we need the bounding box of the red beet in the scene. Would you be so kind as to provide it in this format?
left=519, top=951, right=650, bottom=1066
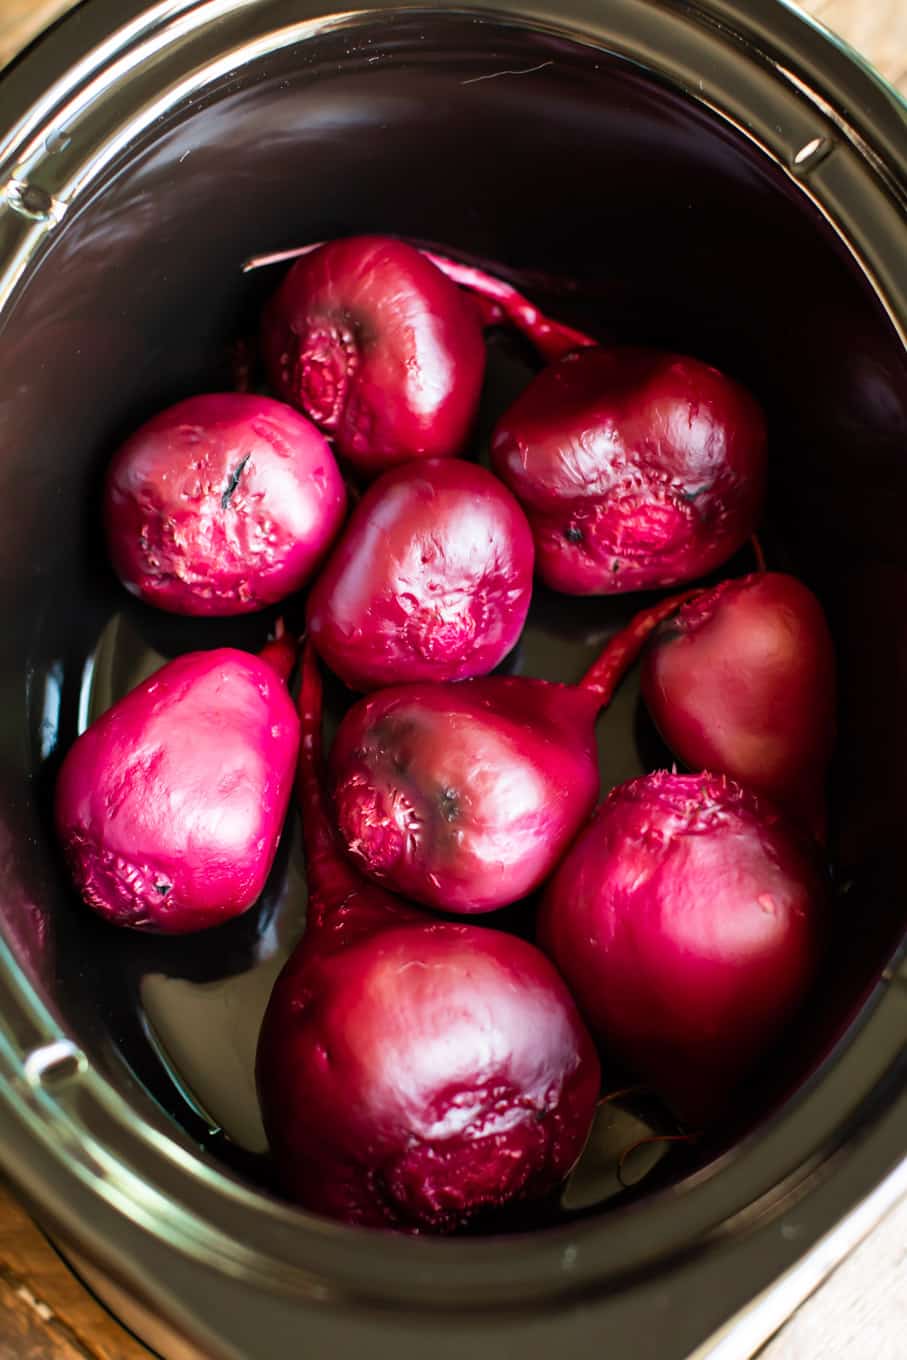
left=538, top=771, right=825, bottom=1126
left=255, top=644, right=600, bottom=1231
left=260, top=236, right=486, bottom=477
left=641, top=572, right=836, bottom=836
left=54, top=630, right=299, bottom=933
left=248, top=237, right=597, bottom=365
left=105, top=393, right=346, bottom=616
left=328, top=591, right=695, bottom=914
left=307, top=457, right=534, bottom=691
left=491, top=347, right=767, bottom=594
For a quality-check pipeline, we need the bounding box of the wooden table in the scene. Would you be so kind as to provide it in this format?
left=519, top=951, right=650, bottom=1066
left=0, top=1, right=904, bottom=1356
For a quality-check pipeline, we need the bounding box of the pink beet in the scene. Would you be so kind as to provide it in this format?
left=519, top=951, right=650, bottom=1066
left=491, top=347, right=767, bottom=594
left=260, top=236, right=486, bottom=477
left=538, top=771, right=825, bottom=1126
left=307, top=457, right=534, bottom=691
left=105, top=393, right=346, bottom=616
left=328, top=590, right=697, bottom=914
left=255, top=645, right=600, bottom=1232
left=641, top=572, right=836, bottom=837
left=55, top=631, right=299, bottom=933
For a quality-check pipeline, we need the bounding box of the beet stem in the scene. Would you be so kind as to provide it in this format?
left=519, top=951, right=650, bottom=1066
left=579, top=587, right=704, bottom=708
left=751, top=533, right=766, bottom=572
left=258, top=619, right=297, bottom=683
left=242, top=239, right=597, bottom=362
left=296, top=642, right=406, bottom=924
left=417, top=249, right=598, bottom=361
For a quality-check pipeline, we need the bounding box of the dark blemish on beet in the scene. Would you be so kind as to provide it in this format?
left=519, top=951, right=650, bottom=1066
left=564, top=525, right=583, bottom=544
left=439, top=787, right=460, bottom=823
left=221, top=453, right=251, bottom=509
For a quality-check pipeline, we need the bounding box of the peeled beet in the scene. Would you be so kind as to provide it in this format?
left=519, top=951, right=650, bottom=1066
left=256, top=645, right=600, bottom=1231
left=491, top=347, right=767, bottom=594
left=260, top=236, right=486, bottom=477
left=641, top=572, right=836, bottom=835
left=105, top=393, right=346, bottom=616
left=538, top=771, right=825, bottom=1126
left=55, top=635, right=299, bottom=933
left=328, top=590, right=691, bottom=914
left=307, top=457, right=534, bottom=691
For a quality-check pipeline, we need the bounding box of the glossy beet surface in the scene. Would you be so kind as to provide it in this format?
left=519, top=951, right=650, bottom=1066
left=260, top=236, right=486, bottom=477
left=105, top=394, right=346, bottom=616
left=54, top=640, right=299, bottom=933
left=491, top=347, right=767, bottom=594
left=327, top=589, right=697, bottom=914
left=538, top=772, right=825, bottom=1126
left=329, top=679, right=601, bottom=914
left=641, top=572, right=836, bottom=836
left=256, top=646, right=600, bottom=1231
left=307, top=458, right=534, bottom=691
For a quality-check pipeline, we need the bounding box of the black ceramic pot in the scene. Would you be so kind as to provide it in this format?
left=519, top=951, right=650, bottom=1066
left=0, top=3, right=905, bottom=1358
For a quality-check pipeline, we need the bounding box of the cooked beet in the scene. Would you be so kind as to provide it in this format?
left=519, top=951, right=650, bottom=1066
left=105, top=393, right=346, bottom=616
left=307, top=457, right=534, bottom=691
left=538, top=771, right=825, bottom=1126
left=260, top=236, right=486, bottom=477
left=54, top=631, right=299, bottom=933
left=641, top=571, right=836, bottom=837
left=491, top=346, right=767, bottom=594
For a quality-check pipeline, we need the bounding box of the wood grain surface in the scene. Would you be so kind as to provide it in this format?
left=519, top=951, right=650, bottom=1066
left=0, top=1177, right=154, bottom=1359
left=0, top=1, right=903, bottom=1358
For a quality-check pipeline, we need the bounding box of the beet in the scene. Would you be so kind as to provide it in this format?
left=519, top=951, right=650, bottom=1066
left=307, top=457, right=534, bottom=691
left=54, top=630, right=299, bottom=933
left=255, top=644, right=600, bottom=1231
left=328, top=591, right=695, bottom=913
left=641, top=571, right=836, bottom=837
left=249, top=236, right=597, bottom=366
left=105, top=393, right=346, bottom=616
left=491, top=346, right=767, bottom=594
left=260, top=236, right=486, bottom=477
left=538, top=771, right=825, bottom=1126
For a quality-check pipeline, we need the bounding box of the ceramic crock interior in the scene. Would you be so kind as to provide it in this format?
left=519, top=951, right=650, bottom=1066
left=1, top=9, right=906, bottom=1233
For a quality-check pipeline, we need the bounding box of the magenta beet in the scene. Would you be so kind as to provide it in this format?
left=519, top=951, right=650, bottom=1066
left=538, top=772, right=825, bottom=1126
left=105, top=393, right=346, bottom=616
left=491, top=347, right=767, bottom=594
left=307, top=457, right=534, bottom=691
left=641, top=572, right=836, bottom=837
left=255, top=645, right=600, bottom=1231
left=328, top=590, right=695, bottom=914
left=55, top=632, right=299, bottom=933
left=260, top=236, right=486, bottom=477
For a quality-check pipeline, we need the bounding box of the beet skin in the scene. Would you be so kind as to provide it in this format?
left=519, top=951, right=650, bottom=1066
left=307, top=458, right=534, bottom=691
left=55, top=644, right=299, bottom=932
left=326, top=589, right=695, bottom=915
left=642, top=571, right=836, bottom=836
left=538, top=771, right=825, bottom=1126
left=491, top=347, right=766, bottom=594
left=330, top=678, right=601, bottom=914
left=261, top=236, right=486, bottom=477
left=256, top=646, right=600, bottom=1231
left=105, top=393, right=346, bottom=616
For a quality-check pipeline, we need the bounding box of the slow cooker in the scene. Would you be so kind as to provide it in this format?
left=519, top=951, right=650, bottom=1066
left=0, top=2, right=905, bottom=1357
